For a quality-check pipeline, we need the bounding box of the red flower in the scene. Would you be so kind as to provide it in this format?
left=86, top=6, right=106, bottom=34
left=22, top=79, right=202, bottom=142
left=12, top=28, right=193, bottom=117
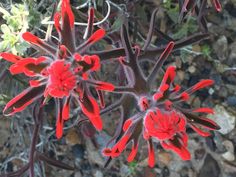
left=43, top=60, right=76, bottom=98
left=143, top=109, right=190, bottom=160
left=103, top=66, right=219, bottom=167
left=0, top=0, right=114, bottom=139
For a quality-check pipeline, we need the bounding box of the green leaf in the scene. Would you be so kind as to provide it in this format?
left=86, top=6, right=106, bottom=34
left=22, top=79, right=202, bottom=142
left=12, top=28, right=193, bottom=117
left=111, top=15, right=124, bottom=32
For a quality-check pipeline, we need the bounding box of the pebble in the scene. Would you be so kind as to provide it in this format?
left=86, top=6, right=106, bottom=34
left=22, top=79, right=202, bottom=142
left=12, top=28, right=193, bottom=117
left=188, top=66, right=196, bottom=73
left=208, top=105, right=236, bottom=135
left=226, top=96, right=236, bottom=106
left=66, top=128, right=81, bottom=146
left=221, top=140, right=235, bottom=162
left=157, top=151, right=172, bottom=166
left=93, top=170, right=103, bottom=177
left=213, top=35, right=228, bottom=61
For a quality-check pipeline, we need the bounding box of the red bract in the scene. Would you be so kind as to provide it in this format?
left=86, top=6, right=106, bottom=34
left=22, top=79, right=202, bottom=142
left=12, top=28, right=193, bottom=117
left=103, top=65, right=219, bottom=166
left=0, top=0, right=114, bottom=139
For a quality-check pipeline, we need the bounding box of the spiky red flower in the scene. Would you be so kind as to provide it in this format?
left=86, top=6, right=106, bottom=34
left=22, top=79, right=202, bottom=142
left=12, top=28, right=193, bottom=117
left=0, top=0, right=114, bottom=139
left=103, top=65, right=219, bottom=167
left=43, top=60, right=77, bottom=98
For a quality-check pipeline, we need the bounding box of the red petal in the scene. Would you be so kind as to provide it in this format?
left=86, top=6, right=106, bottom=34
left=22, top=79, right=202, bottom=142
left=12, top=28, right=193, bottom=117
left=90, top=55, right=101, bottom=71
left=102, top=148, right=112, bottom=156
left=94, top=81, right=115, bottom=91
left=22, top=32, right=57, bottom=55
left=187, top=79, right=214, bottom=94
left=212, top=0, right=222, bottom=12
left=54, top=12, right=61, bottom=32
left=139, top=97, right=149, bottom=111
left=179, top=92, right=189, bottom=101
left=56, top=119, right=63, bottom=139
left=192, top=107, right=214, bottom=114
left=189, top=123, right=211, bottom=137
left=123, top=119, right=133, bottom=132
left=153, top=92, right=163, bottom=101
left=87, top=29, right=106, bottom=45
left=79, top=93, right=102, bottom=130
left=115, top=134, right=130, bottom=152
left=9, top=57, right=46, bottom=76
left=160, top=66, right=176, bottom=93
left=147, top=140, right=155, bottom=168
left=3, top=85, right=45, bottom=116
left=127, top=143, right=138, bottom=162
left=29, top=80, right=41, bottom=87
left=0, top=52, right=22, bottom=63
left=161, top=135, right=191, bottom=160
left=22, top=32, right=42, bottom=44
left=61, top=0, right=74, bottom=28
left=62, top=97, right=71, bottom=120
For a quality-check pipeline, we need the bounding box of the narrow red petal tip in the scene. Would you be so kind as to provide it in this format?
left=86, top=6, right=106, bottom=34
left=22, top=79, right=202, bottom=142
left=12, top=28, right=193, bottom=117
left=29, top=80, right=41, bottom=87
left=127, top=144, right=138, bottom=162
left=191, top=79, right=214, bottom=93
left=22, top=32, right=41, bottom=44
left=189, top=123, right=211, bottom=137
left=148, top=146, right=155, bottom=168
left=54, top=12, right=61, bottom=32
left=180, top=92, right=189, bottom=101
left=161, top=66, right=176, bottom=87
left=102, top=148, right=112, bottom=156
left=62, top=101, right=70, bottom=121
left=212, top=0, right=222, bottom=12
left=93, top=116, right=103, bottom=131
left=123, top=119, right=132, bottom=132
left=95, top=82, right=115, bottom=92
left=159, top=41, right=175, bottom=60
left=192, top=107, right=214, bottom=114
left=88, top=29, right=106, bottom=44
left=61, top=0, right=74, bottom=28
left=56, top=120, right=63, bottom=139
left=0, top=52, right=22, bottom=63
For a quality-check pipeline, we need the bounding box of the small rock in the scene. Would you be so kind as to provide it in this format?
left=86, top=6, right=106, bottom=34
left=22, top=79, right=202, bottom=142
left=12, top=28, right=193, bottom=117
left=93, top=170, right=103, bottom=177
left=208, top=105, right=236, bottom=135
left=221, top=140, right=235, bottom=162
left=157, top=151, right=172, bottom=166
left=227, top=41, right=236, bottom=66
left=66, top=128, right=81, bottom=146
left=213, top=36, right=228, bottom=61
left=226, top=96, right=236, bottom=107
left=188, top=66, right=196, bottom=73
left=222, top=151, right=235, bottom=162
left=198, top=154, right=220, bottom=177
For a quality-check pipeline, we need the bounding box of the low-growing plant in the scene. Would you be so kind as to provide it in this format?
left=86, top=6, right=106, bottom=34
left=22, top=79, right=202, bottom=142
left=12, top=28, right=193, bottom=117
left=0, top=0, right=222, bottom=176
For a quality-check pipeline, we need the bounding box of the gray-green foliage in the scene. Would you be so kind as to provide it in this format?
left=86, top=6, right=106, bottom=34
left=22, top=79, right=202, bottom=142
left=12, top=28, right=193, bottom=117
left=0, top=4, right=29, bottom=55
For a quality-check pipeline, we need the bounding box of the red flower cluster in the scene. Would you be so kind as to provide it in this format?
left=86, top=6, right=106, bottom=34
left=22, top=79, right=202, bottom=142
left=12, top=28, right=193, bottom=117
left=0, top=0, right=222, bottom=169
left=103, top=65, right=220, bottom=167
left=0, top=0, right=114, bottom=139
